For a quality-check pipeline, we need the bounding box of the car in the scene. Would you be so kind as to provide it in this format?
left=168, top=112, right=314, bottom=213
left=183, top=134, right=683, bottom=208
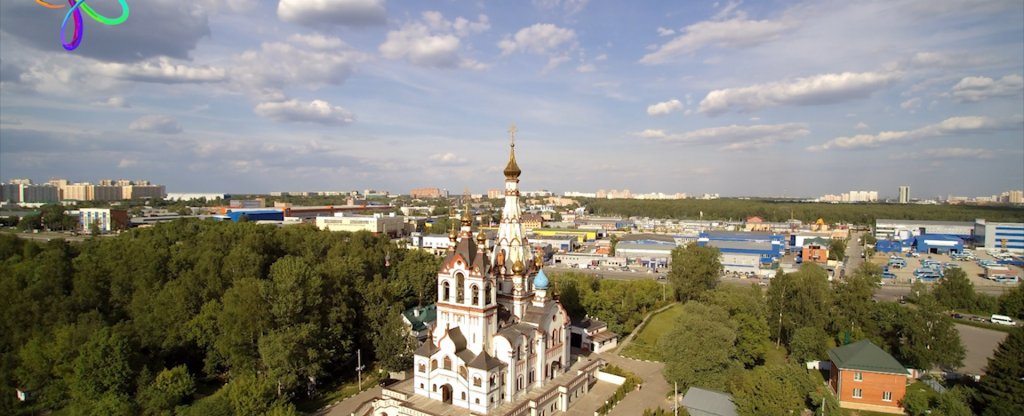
left=881, top=272, right=897, bottom=279
left=952, top=313, right=964, bottom=319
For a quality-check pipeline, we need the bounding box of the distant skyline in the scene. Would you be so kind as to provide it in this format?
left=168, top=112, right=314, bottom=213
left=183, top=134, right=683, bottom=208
left=1, top=0, right=1022, bottom=197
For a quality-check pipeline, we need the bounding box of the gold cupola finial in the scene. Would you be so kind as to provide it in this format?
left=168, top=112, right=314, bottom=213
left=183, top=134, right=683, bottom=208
left=503, top=124, right=521, bottom=180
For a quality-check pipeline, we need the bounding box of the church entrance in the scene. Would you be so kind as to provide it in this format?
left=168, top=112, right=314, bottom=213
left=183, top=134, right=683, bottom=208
left=441, top=384, right=453, bottom=404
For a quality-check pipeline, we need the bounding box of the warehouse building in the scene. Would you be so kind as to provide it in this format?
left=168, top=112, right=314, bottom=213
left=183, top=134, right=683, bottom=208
left=874, top=219, right=975, bottom=241
left=975, top=220, right=1024, bottom=254
left=913, top=234, right=964, bottom=254
left=698, top=231, right=784, bottom=276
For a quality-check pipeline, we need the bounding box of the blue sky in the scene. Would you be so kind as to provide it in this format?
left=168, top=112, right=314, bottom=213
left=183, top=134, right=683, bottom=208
left=1, top=0, right=1022, bottom=198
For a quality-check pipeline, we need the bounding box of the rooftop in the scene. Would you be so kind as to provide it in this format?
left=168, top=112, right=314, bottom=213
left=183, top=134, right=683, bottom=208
left=680, top=387, right=737, bottom=416
left=828, top=339, right=907, bottom=375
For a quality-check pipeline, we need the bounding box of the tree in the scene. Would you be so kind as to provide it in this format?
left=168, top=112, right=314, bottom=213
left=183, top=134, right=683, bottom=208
left=659, top=303, right=738, bottom=391
left=69, top=327, right=134, bottom=411
left=707, top=285, right=769, bottom=368
left=998, top=285, right=1024, bottom=319
left=828, top=239, right=846, bottom=261
left=609, top=234, right=618, bottom=256
left=899, top=293, right=965, bottom=370
left=138, top=365, right=196, bottom=415
left=768, top=264, right=832, bottom=347
left=933, top=268, right=975, bottom=311
left=832, top=262, right=881, bottom=340
left=733, top=363, right=816, bottom=416
left=975, top=327, right=1024, bottom=415
left=789, top=327, right=830, bottom=363
left=89, top=220, right=101, bottom=236
left=395, top=249, right=440, bottom=307
left=669, top=243, right=721, bottom=301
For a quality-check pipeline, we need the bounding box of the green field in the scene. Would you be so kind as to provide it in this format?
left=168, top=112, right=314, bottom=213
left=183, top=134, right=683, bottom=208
left=620, top=303, right=685, bottom=361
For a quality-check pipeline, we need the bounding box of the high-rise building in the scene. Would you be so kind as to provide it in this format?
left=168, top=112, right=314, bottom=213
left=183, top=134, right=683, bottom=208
left=899, top=186, right=910, bottom=204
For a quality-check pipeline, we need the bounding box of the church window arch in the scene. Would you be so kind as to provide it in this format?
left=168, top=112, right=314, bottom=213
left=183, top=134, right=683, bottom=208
left=456, top=273, right=465, bottom=303
left=473, top=376, right=481, bottom=387
left=485, top=282, right=492, bottom=305
left=443, top=356, right=452, bottom=370
left=431, top=359, right=438, bottom=371
left=459, top=366, right=468, bottom=379
left=442, top=281, right=450, bottom=302
left=418, top=363, right=426, bottom=373
left=471, top=284, right=480, bottom=305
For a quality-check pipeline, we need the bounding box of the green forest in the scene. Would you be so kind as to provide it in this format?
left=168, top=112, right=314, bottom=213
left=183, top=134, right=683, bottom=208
left=0, top=220, right=440, bottom=415
left=582, top=198, right=1024, bottom=224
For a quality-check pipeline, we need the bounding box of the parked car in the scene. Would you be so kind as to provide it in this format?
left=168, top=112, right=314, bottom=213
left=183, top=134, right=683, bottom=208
left=881, top=272, right=897, bottom=279
left=990, top=314, right=1017, bottom=326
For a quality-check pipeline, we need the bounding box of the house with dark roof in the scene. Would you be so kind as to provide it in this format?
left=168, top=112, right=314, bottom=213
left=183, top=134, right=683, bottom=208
left=402, top=304, right=437, bottom=342
left=828, top=340, right=909, bottom=414
left=680, top=387, right=737, bottom=416
left=569, top=317, right=618, bottom=354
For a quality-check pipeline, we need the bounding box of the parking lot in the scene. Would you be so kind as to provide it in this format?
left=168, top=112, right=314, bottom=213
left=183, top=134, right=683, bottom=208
left=869, top=250, right=1021, bottom=289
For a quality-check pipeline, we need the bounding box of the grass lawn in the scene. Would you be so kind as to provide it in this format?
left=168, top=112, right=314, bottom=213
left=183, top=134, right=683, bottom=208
left=619, top=303, right=685, bottom=361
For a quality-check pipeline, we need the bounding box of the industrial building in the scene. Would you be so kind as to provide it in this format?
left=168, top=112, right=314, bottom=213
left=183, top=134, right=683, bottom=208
left=912, top=234, right=964, bottom=254
left=698, top=231, right=784, bottom=276
left=224, top=209, right=284, bottom=222
left=874, top=219, right=975, bottom=241
left=315, top=212, right=407, bottom=237
left=975, top=220, right=1024, bottom=254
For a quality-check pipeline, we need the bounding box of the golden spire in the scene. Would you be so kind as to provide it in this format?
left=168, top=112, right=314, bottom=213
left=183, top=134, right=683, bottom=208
left=461, top=188, right=472, bottom=227
left=503, top=124, right=521, bottom=180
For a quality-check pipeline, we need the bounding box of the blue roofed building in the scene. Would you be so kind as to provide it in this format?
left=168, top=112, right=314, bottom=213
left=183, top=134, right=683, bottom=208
left=913, top=234, right=964, bottom=255
left=224, top=208, right=284, bottom=222
left=698, top=231, right=784, bottom=277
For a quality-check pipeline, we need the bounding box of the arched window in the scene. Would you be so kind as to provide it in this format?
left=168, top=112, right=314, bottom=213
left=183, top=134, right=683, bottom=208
left=456, top=273, right=465, bottom=303
left=443, top=356, right=452, bottom=370
left=431, top=359, right=438, bottom=370
left=418, top=363, right=426, bottom=373
left=459, top=366, right=468, bottom=379
left=471, top=284, right=479, bottom=305
left=473, top=377, right=481, bottom=387
left=442, top=281, right=450, bottom=302
left=485, top=282, right=492, bottom=305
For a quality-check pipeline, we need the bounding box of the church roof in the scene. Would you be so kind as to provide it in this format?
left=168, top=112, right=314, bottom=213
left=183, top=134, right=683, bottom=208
left=503, top=142, right=521, bottom=180
left=447, top=326, right=468, bottom=351
left=523, top=303, right=556, bottom=325
left=499, top=323, right=536, bottom=342
left=443, top=236, right=489, bottom=273
left=402, top=304, right=437, bottom=332
left=414, top=338, right=436, bottom=357
left=468, top=351, right=505, bottom=370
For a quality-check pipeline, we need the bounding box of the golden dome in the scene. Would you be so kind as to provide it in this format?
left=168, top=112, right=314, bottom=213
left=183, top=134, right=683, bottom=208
left=512, top=259, right=525, bottom=274
left=534, top=255, right=543, bottom=268
left=503, top=143, right=521, bottom=180
left=448, top=229, right=457, bottom=241
left=476, top=230, right=487, bottom=245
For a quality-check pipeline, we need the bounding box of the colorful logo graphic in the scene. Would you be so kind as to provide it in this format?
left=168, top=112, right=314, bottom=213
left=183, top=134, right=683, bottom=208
left=35, top=1, right=130, bottom=51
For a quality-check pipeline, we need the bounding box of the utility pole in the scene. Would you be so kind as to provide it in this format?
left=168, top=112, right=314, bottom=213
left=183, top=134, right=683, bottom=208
left=674, top=382, right=678, bottom=416
left=356, top=349, right=365, bottom=391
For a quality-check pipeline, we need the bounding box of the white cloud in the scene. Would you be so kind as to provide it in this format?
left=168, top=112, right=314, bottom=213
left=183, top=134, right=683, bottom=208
left=254, top=99, right=355, bottom=124
left=117, top=158, right=139, bottom=168
left=900, top=97, right=921, bottom=111
left=640, top=15, right=797, bottom=64
left=636, top=123, right=810, bottom=151
left=809, top=116, right=1022, bottom=151
left=129, top=115, right=182, bottom=134
left=429, top=152, right=467, bottom=165
left=498, top=23, right=576, bottom=55
left=233, top=35, right=366, bottom=99
left=656, top=27, right=676, bottom=37
left=93, top=96, right=130, bottom=108
left=543, top=56, right=571, bottom=72
left=923, top=147, right=996, bottom=159
left=532, top=0, right=590, bottom=15
left=93, top=57, right=227, bottom=84
left=646, top=99, right=683, bottom=116
left=277, top=0, right=386, bottom=27
left=379, top=12, right=490, bottom=69
left=699, top=71, right=899, bottom=115
left=951, top=74, right=1023, bottom=102
left=576, top=63, right=596, bottom=73
left=855, top=121, right=870, bottom=130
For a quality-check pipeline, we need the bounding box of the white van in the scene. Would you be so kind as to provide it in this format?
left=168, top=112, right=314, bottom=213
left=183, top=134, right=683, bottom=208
left=990, top=314, right=1017, bottom=326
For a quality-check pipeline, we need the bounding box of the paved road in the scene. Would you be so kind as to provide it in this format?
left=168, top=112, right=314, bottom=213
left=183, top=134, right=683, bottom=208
left=594, top=353, right=673, bottom=415
left=845, top=233, right=864, bottom=274
left=955, top=323, right=1008, bottom=375
left=317, top=386, right=381, bottom=416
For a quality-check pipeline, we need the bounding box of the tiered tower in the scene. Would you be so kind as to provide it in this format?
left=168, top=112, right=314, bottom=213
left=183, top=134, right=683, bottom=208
left=490, top=125, right=537, bottom=318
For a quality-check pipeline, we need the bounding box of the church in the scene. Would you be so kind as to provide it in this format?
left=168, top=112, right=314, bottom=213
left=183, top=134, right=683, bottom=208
left=365, top=130, right=604, bottom=416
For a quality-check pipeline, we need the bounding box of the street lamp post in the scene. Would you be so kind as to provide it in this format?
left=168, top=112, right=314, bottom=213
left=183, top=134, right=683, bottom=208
left=356, top=349, right=365, bottom=391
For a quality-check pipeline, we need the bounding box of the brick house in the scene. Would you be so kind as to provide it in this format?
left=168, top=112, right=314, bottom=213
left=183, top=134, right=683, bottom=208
left=802, top=237, right=831, bottom=264
left=828, top=340, right=909, bottom=414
